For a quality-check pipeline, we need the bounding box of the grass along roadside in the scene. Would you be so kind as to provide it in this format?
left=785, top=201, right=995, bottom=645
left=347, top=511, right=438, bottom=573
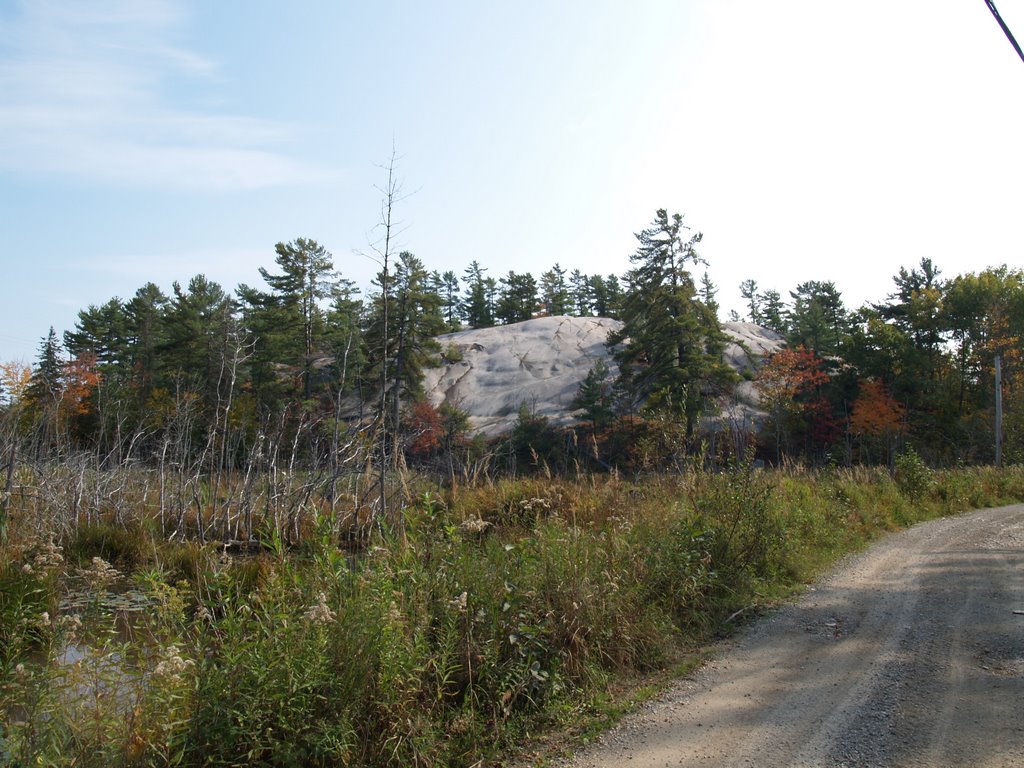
left=2, top=461, right=1023, bottom=767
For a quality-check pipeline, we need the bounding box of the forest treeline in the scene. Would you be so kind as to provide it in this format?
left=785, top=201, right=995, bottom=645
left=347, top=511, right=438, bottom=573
left=1, top=209, right=1022, bottom=479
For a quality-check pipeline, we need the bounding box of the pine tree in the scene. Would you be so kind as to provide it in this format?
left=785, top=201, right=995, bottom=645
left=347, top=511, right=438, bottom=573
left=364, top=252, right=444, bottom=446
left=739, top=279, right=760, bottom=323
left=496, top=271, right=538, bottom=324
left=325, top=278, right=364, bottom=397
left=609, top=210, right=734, bottom=436
left=167, top=275, right=239, bottom=411
left=26, top=327, right=63, bottom=409
left=239, top=239, right=337, bottom=404
left=700, top=271, right=720, bottom=319
left=460, top=260, right=494, bottom=328
left=759, top=289, right=787, bottom=334
left=572, top=357, right=615, bottom=431
left=64, top=299, right=130, bottom=374
left=605, top=274, right=625, bottom=319
left=434, top=270, right=462, bottom=331
left=125, top=282, right=168, bottom=402
left=539, top=263, right=569, bottom=316
left=788, top=281, right=847, bottom=355
left=589, top=274, right=625, bottom=319
left=570, top=269, right=591, bottom=316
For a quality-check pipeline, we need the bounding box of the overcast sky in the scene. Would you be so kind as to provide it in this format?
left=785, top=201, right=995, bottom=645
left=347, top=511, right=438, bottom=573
left=2, top=0, right=1023, bottom=363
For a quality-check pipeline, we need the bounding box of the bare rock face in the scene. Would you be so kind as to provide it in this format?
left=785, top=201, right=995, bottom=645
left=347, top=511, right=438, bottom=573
left=423, top=316, right=784, bottom=436
left=719, top=322, right=787, bottom=432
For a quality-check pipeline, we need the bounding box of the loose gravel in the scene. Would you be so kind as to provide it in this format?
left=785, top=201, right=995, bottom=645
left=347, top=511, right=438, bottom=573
left=560, top=504, right=1024, bottom=768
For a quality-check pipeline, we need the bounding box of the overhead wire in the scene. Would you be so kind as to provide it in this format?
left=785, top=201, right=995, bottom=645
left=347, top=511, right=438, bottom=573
left=984, top=0, right=1024, bottom=65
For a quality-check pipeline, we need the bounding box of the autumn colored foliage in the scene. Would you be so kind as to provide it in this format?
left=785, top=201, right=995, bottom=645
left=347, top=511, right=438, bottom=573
left=756, top=346, right=829, bottom=409
left=850, top=379, right=905, bottom=437
left=62, top=353, right=102, bottom=417
left=0, top=361, right=31, bottom=405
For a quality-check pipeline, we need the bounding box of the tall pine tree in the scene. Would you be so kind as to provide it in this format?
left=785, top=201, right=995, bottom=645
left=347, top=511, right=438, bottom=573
left=609, top=210, right=734, bottom=436
left=364, top=252, right=444, bottom=448
left=239, top=238, right=337, bottom=404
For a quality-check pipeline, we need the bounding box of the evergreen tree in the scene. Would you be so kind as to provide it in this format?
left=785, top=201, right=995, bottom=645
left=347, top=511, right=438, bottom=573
left=460, top=260, right=494, bottom=328
left=268, top=238, right=336, bottom=399
left=64, top=298, right=130, bottom=374
left=239, top=238, right=336, bottom=403
left=609, top=210, right=734, bottom=436
left=874, top=257, right=944, bottom=352
left=570, top=269, right=591, bottom=316
left=364, top=252, right=444, bottom=443
left=589, top=273, right=625, bottom=319
left=588, top=275, right=610, bottom=317
left=787, top=280, right=847, bottom=355
left=168, top=275, right=240, bottom=411
left=539, top=263, right=570, bottom=316
left=572, top=357, right=615, bottom=431
left=496, top=271, right=538, bottom=324
left=325, top=279, right=365, bottom=396
left=433, top=270, right=462, bottom=332
left=700, top=271, right=720, bottom=319
left=484, top=276, right=499, bottom=325
left=26, top=327, right=64, bottom=409
left=124, top=283, right=168, bottom=402
left=759, top=289, right=787, bottom=334
left=739, top=279, right=761, bottom=323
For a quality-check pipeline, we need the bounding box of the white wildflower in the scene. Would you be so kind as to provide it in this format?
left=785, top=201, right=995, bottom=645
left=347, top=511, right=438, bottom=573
left=20, top=563, right=33, bottom=574
left=459, top=518, right=492, bottom=535
left=80, top=556, right=121, bottom=586
left=195, top=604, right=214, bottom=623
left=387, top=601, right=403, bottom=623
left=303, top=592, right=336, bottom=625
left=32, top=540, right=64, bottom=571
left=153, top=646, right=195, bottom=682
left=450, top=591, right=469, bottom=614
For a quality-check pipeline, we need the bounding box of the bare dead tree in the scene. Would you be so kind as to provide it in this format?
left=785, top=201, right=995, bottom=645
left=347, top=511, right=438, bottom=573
left=358, top=146, right=412, bottom=538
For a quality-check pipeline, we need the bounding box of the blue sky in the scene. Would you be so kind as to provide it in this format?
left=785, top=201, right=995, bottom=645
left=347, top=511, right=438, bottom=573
left=2, top=0, right=1024, bottom=364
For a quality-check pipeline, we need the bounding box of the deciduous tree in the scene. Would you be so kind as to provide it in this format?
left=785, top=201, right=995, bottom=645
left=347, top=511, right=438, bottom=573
left=849, top=378, right=906, bottom=465
left=756, top=345, right=829, bottom=462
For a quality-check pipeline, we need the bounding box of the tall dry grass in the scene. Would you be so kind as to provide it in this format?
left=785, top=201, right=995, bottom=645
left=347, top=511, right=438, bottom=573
left=3, top=459, right=1024, bottom=766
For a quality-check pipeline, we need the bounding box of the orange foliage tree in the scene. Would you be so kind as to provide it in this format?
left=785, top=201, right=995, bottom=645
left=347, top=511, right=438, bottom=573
left=849, top=378, right=905, bottom=465
left=62, top=353, right=102, bottom=417
left=755, top=346, right=830, bottom=462
left=406, top=400, right=443, bottom=458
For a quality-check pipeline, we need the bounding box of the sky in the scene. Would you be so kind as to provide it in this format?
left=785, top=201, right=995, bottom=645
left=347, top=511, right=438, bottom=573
left=2, top=0, right=1023, bottom=364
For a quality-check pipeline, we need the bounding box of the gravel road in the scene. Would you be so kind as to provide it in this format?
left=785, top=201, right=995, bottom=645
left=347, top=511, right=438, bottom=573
left=562, top=505, right=1024, bottom=768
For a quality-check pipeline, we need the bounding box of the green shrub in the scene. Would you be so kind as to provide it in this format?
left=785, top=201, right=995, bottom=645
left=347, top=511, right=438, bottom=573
left=0, top=563, right=56, bottom=672
left=5, top=465, right=1024, bottom=767
left=894, top=448, right=934, bottom=501
left=692, top=463, right=782, bottom=583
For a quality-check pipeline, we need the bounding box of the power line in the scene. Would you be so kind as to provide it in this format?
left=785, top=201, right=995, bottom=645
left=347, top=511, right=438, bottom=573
left=985, top=0, right=1024, bottom=65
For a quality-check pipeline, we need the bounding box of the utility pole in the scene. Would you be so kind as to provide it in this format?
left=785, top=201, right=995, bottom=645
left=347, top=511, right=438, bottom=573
left=995, top=354, right=1003, bottom=467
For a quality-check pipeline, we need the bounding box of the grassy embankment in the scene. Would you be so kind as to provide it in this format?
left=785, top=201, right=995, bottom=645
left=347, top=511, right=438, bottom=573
left=3, top=457, right=1023, bottom=767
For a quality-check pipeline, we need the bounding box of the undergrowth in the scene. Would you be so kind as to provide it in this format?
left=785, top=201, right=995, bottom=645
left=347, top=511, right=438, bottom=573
left=2, top=463, right=1023, bottom=766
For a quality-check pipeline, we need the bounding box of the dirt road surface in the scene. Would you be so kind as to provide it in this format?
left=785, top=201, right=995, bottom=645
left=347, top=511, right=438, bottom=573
left=563, top=505, right=1024, bottom=768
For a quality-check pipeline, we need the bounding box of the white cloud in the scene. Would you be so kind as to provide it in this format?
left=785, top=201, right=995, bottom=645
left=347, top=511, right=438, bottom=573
left=0, top=0, right=322, bottom=190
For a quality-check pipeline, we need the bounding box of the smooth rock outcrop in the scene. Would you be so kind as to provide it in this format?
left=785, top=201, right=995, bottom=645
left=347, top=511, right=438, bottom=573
left=423, top=316, right=784, bottom=436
